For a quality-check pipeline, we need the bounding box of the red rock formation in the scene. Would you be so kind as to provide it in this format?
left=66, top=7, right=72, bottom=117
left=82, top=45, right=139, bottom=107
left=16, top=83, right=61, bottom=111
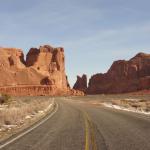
left=68, top=89, right=85, bottom=96
left=26, top=45, right=68, bottom=90
left=0, top=85, right=84, bottom=96
left=0, top=45, right=82, bottom=96
left=73, top=74, right=87, bottom=92
left=87, top=53, right=150, bottom=94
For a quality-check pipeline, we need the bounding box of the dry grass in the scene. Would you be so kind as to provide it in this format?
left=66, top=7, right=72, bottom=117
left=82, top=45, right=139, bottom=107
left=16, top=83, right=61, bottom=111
left=71, top=94, right=150, bottom=113
left=111, top=99, right=150, bottom=112
left=0, top=96, right=53, bottom=127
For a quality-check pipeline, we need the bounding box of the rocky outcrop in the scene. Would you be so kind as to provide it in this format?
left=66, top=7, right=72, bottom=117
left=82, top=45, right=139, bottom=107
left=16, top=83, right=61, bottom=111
left=0, top=45, right=82, bottom=96
left=0, top=85, right=84, bottom=96
left=68, top=89, right=85, bottom=96
left=87, top=53, right=150, bottom=94
left=26, top=45, right=68, bottom=90
left=73, top=74, right=87, bottom=92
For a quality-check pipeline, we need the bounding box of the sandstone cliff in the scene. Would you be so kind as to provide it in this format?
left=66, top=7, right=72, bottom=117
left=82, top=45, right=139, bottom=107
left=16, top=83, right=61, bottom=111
left=73, top=74, right=87, bottom=92
left=87, top=53, right=150, bottom=94
left=0, top=45, right=83, bottom=96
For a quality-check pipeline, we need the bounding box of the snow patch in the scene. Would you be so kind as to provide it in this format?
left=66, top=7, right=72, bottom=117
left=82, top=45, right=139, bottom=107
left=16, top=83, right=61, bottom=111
left=102, top=103, right=150, bottom=115
left=25, top=115, right=32, bottom=119
left=124, top=98, right=140, bottom=101
left=38, top=111, right=44, bottom=114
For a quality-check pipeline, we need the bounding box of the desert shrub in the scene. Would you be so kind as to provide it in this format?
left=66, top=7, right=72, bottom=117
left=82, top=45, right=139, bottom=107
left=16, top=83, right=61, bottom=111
left=0, top=94, right=11, bottom=104
left=145, top=107, right=150, bottom=112
left=139, top=99, right=146, bottom=102
left=131, top=103, right=140, bottom=109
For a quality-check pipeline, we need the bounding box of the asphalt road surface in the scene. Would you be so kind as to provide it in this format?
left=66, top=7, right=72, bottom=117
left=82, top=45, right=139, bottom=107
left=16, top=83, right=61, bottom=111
left=1, top=97, right=150, bottom=150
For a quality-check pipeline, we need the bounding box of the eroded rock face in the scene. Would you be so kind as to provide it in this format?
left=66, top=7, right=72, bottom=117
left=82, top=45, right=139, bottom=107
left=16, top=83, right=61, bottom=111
left=0, top=45, right=80, bottom=96
left=0, top=48, right=25, bottom=69
left=73, top=74, right=87, bottom=92
left=87, top=53, right=150, bottom=94
left=26, top=45, right=67, bottom=90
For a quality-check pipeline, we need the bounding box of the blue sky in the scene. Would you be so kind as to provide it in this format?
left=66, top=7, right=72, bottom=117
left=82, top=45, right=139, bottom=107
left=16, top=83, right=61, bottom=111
left=0, top=0, right=150, bottom=86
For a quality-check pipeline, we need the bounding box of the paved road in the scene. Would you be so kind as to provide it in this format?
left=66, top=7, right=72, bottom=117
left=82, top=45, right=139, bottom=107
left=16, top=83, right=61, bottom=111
left=1, top=97, right=150, bottom=150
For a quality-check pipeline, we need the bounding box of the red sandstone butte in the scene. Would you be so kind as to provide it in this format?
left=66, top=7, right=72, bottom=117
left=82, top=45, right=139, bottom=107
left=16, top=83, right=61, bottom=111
left=73, top=74, right=87, bottom=92
left=87, top=53, right=150, bottom=94
left=0, top=45, right=84, bottom=96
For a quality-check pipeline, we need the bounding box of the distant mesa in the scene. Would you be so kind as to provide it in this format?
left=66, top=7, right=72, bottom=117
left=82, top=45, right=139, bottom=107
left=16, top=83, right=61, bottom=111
left=72, top=52, right=150, bottom=94
left=0, top=45, right=84, bottom=96
left=86, top=52, right=150, bottom=94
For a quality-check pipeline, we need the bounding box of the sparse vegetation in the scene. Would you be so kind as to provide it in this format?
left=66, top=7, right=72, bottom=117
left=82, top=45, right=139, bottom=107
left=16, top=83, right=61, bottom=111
left=0, top=96, right=53, bottom=140
left=71, top=94, right=150, bottom=114
left=110, top=99, right=150, bottom=112
left=0, top=97, right=53, bottom=126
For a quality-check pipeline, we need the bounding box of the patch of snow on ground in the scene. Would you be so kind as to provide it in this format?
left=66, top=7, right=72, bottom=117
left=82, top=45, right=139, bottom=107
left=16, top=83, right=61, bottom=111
left=38, top=111, right=44, bottom=114
left=25, top=115, right=32, bottom=119
left=44, top=101, right=53, bottom=112
left=103, top=103, right=150, bottom=115
left=124, top=98, right=140, bottom=101
left=2, top=125, right=17, bottom=130
left=0, top=105, right=8, bottom=110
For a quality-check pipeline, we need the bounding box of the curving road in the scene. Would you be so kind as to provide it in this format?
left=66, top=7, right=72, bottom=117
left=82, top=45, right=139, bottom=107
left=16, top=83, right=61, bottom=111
left=0, top=97, right=150, bottom=150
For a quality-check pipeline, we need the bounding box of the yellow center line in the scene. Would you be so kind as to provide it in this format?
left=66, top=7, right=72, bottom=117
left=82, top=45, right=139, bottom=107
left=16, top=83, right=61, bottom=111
left=85, top=117, right=90, bottom=150
left=83, top=111, right=97, bottom=150
left=89, top=121, right=97, bottom=150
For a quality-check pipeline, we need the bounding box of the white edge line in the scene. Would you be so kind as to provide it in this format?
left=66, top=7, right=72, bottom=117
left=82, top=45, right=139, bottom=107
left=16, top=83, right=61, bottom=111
left=0, top=101, right=58, bottom=149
